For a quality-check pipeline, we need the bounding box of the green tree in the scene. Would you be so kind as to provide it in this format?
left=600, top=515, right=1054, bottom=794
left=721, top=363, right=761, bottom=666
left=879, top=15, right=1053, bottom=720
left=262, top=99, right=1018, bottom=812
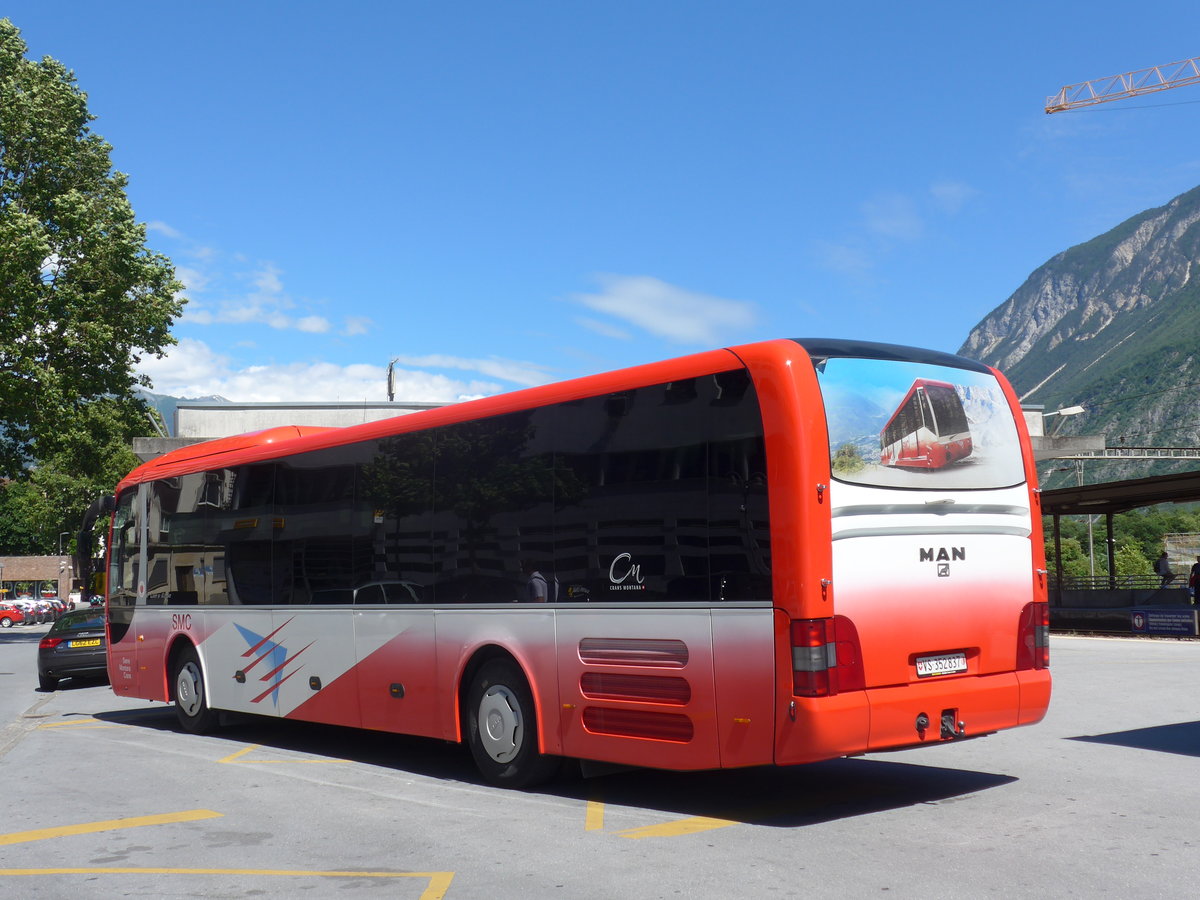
left=0, top=395, right=141, bottom=553
left=0, top=18, right=183, bottom=481
left=1045, top=536, right=1091, bottom=579
left=832, top=442, right=866, bottom=475
left=1113, top=539, right=1152, bottom=577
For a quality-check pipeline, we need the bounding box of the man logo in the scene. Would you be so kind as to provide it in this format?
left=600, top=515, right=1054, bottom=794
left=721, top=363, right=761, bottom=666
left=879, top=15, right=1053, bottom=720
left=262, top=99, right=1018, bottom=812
left=920, top=547, right=965, bottom=563
left=921, top=547, right=964, bottom=578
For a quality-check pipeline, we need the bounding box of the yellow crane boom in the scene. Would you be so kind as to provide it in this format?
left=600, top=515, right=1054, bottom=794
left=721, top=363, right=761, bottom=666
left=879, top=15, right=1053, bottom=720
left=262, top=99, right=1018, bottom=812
left=1045, top=56, right=1200, bottom=113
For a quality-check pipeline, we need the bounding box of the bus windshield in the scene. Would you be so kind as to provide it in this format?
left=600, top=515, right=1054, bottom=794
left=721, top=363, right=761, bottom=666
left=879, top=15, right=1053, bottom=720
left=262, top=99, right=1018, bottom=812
left=819, top=356, right=1025, bottom=490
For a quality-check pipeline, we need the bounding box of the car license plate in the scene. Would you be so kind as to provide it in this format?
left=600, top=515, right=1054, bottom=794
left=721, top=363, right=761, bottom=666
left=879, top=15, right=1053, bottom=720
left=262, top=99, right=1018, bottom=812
left=916, top=652, right=966, bottom=678
left=68, top=638, right=101, bottom=648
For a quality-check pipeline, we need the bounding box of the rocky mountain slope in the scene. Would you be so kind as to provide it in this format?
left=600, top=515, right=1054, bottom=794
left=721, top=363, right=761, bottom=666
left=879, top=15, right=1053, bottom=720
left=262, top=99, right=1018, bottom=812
left=960, top=184, right=1200, bottom=482
left=137, top=389, right=228, bottom=436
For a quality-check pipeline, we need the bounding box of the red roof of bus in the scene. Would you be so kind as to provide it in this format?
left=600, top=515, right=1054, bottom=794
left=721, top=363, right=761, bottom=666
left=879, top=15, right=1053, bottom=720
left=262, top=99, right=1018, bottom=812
left=117, top=345, right=751, bottom=491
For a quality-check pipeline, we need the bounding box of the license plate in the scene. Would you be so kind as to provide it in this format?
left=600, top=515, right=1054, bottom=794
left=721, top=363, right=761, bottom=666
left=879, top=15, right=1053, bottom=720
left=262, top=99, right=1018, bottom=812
left=68, top=638, right=101, bottom=648
left=916, top=652, right=966, bottom=678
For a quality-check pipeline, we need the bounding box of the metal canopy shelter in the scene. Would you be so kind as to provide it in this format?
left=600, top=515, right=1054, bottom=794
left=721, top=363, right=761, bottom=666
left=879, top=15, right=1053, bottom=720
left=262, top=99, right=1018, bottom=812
left=1041, top=470, right=1200, bottom=517
left=1040, top=470, right=1200, bottom=591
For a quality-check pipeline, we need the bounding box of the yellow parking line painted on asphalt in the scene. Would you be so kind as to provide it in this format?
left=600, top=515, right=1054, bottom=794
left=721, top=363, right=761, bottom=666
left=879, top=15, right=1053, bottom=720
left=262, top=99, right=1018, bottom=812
left=585, top=799, right=605, bottom=831
left=0, top=868, right=455, bottom=898
left=584, top=790, right=738, bottom=839
left=0, top=810, right=223, bottom=846
left=615, top=814, right=740, bottom=839
left=218, top=743, right=346, bottom=765
left=218, top=744, right=258, bottom=763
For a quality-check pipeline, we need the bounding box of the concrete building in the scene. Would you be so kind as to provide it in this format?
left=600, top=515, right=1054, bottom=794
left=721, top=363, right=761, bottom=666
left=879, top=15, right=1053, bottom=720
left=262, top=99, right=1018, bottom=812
left=133, top=400, right=444, bottom=462
left=0, top=555, right=73, bottom=602
left=1023, top=404, right=1106, bottom=461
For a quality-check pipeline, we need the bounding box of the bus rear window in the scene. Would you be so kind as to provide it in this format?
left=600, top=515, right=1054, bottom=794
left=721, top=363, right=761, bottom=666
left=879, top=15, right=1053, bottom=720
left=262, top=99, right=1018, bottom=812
left=817, top=357, right=1025, bottom=490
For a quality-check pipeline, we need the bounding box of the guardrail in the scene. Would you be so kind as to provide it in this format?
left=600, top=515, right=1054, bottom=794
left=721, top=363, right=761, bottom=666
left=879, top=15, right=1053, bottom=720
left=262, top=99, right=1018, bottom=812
left=1047, top=577, right=1197, bottom=636
left=1051, top=574, right=1177, bottom=591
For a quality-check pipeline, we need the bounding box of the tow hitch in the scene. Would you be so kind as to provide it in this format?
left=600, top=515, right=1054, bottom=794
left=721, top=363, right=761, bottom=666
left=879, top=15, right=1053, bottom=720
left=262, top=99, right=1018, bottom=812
left=916, top=709, right=967, bottom=741
left=940, top=709, right=966, bottom=740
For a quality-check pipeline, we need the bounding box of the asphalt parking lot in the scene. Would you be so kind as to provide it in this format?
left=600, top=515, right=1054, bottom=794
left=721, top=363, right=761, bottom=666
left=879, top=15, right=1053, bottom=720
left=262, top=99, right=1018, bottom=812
left=2, top=629, right=1198, bottom=899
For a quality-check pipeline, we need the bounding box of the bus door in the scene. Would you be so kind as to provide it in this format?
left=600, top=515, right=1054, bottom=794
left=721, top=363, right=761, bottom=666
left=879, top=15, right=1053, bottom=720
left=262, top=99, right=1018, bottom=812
left=108, top=482, right=194, bottom=704
left=107, top=485, right=148, bottom=697
left=352, top=600, right=441, bottom=740
left=262, top=606, right=362, bottom=729
left=554, top=608, right=721, bottom=771
left=194, top=516, right=364, bottom=725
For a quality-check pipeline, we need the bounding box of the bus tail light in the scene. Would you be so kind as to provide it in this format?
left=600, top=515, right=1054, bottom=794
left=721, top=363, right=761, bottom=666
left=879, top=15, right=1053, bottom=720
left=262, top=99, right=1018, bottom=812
left=791, top=616, right=865, bottom=697
left=1016, top=601, right=1049, bottom=670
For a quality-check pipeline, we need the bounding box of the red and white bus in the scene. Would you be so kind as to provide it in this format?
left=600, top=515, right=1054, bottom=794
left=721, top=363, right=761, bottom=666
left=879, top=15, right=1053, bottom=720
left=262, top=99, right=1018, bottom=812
left=105, top=338, right=1050, bottom=787
left=880, top=377, right=973, bottom=469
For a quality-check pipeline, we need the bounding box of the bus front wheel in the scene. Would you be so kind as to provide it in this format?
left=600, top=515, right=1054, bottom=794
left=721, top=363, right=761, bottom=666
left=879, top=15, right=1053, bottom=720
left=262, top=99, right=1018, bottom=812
left=465, top=659, right=559, bottom=789
left=173, top=645, right=218, bottom=734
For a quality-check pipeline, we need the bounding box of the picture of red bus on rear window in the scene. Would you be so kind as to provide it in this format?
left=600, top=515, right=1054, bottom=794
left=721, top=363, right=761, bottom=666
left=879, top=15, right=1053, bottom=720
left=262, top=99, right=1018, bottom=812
left=820, top=357, right=1023, bottom=491
left=880, top=378, right=972, bottom=470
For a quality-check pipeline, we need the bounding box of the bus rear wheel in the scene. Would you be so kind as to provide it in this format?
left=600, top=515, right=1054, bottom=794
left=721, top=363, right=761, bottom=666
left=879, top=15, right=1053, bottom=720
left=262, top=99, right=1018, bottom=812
left=466, top=659, right=559, bottom=789
left=173, top=645, right=218, bottom=734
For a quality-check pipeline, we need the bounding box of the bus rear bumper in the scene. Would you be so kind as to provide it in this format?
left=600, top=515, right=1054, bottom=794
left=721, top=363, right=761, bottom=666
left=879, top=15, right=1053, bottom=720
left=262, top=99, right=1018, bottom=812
left=774, top=669, right=1052, bottom=764
left=864, top=669, right=1050, bottom=752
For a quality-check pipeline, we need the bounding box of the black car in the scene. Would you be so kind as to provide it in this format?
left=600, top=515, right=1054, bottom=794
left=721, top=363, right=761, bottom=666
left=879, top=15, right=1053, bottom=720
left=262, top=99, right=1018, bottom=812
left=37, top=609, right=108, bottom=690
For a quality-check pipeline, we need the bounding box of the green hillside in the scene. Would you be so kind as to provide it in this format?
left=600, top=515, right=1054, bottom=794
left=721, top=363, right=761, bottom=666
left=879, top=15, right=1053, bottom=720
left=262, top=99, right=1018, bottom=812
left=961, top=184, right=1200, bottom=486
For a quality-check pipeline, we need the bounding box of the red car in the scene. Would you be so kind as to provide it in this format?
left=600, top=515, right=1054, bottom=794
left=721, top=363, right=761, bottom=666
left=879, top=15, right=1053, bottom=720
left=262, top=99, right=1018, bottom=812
left=0, top=604, right=25, bottom=628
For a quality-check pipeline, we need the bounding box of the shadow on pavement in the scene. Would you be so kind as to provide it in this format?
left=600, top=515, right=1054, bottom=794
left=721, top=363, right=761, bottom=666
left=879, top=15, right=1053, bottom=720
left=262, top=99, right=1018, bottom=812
left=93, top=706, right=1017, bottom=827
left=0, top=625, right=52, bottom=646
left=1069, top=720, right=1200, bottom=758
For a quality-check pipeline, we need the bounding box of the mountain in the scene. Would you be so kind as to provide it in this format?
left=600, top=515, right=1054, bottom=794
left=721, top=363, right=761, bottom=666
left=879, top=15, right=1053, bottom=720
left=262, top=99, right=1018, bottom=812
left=960, top=184, right=1200, bottom=485
left=137, top=389, right=228, bottom=437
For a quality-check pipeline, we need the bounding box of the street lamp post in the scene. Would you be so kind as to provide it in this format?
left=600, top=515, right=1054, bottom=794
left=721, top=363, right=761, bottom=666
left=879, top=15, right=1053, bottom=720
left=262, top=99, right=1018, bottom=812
left=1042, top=404, right=1086, bottom=436
left=387, top=358, right=400, bottom=402
left=58, top=531, right=70, bottom=555
left=1041, top=457, right=1099, bottom=583
left=1045, top=406, right=1090, bottom=576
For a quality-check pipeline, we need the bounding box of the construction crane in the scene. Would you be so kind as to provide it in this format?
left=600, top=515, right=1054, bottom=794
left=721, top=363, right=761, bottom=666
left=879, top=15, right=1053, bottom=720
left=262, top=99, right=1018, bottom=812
left=1045, top=56, right=1200, bottom=113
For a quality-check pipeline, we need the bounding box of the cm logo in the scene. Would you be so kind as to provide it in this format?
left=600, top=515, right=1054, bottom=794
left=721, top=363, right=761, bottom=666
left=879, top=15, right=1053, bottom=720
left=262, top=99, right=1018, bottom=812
left=608, top=553, right=648, bottom=592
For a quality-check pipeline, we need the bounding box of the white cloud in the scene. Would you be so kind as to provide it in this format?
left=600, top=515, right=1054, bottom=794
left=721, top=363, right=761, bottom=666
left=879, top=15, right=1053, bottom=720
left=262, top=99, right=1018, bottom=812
left=811, top=239, right=874, bottom=277
left=930, top=180, right=979, bottom=214
left=814, top=182, right=974, bottom=282
left=140, top=224, right=351, bottom=336
left=575, top=316, right=633, bottom=341
left=862, top=192, right=924, bottom=241
left=138, top=337, right=230, bottom=390
left=138, top=338, right=518, bottom=403
left=175, top=265, right=209, bottom=293
left=389, top=354, right=553, bottom=387
left=296, top=315, right=332, bottom=334
left=343, top=316, right=372, bottom=336
left=571, top=275, right=757, bottom=345
left=147, top=220, right=182, bottom=239
left=178, top=262, right=338, bottom=334
left=253, top=263, right=284, bottom=295
left=147, top=220, right=215, bottom=261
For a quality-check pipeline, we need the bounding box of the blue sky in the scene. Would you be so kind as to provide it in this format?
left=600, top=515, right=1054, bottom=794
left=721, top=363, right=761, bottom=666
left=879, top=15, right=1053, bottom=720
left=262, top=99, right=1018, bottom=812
left=8, top=2, right=1200, bottom=403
